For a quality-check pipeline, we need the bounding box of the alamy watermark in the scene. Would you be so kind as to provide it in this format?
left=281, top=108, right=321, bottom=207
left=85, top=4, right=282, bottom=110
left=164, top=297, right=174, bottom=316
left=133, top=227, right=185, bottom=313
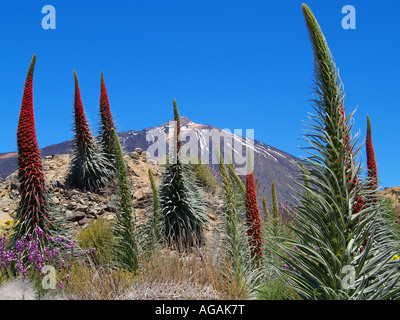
left=42, top=5, right=56, bottom=30
left=341, top=265, right=356, bottom=289
left=41, top=5, right=356, bottom=31
left=41, top=265, right=56, bottom=289
left=145, top=121, right=255, bottom=175
left=342, top=5, right=356, bottom=30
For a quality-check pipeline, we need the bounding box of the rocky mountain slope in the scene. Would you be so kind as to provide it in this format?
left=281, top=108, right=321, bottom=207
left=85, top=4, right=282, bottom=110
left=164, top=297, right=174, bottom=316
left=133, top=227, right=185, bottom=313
left=0, top=117, right=303, bottom=205
left=0, top=147, right=222, bottom=230
left=0, top=149, right=157, bottom=225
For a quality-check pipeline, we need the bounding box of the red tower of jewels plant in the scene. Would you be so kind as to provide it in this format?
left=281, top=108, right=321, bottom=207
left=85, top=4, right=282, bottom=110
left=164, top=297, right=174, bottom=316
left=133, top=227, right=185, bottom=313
left=366, top=115, right=378, bottom=191
left=73, top=71, right=94, bottom=151
left=13, top=54, right=59, bottom=241
left=67, top=71, right=112, bottom=192
left=244, top=158, right=263, bottom=265
left=339, top=105, right=366, bottom=215
left=99, top=71, right=116, bottom=159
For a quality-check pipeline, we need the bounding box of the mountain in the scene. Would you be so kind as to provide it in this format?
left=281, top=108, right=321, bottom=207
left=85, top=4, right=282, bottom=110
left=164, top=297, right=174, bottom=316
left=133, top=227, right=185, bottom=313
left=0, top=117, right=303, bottom=205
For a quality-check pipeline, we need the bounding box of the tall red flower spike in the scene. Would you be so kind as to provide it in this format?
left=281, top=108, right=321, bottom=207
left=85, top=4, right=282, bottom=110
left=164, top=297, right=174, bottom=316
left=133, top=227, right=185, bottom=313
left=73, top=71, right=94, bottom=152
left=15, top=54, right=54, bottom=239
left=245, top=171, right=264, bottom=265
left=339, top=105, right=365, bottom=215
left=99, top=72, right=115, bottom=155
left=366, top=115, right=378, bottom=191
left=340, top=106, right=369, bottom=253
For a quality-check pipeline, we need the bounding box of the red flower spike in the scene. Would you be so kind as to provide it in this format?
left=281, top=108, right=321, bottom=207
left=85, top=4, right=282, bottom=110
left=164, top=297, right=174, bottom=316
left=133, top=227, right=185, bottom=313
left=15, top=54, right=55, bottom=238
left=339, top=104, right=365, bottom=215
left=245, top=171, right=263, bottom=265
left=366, top=115, right=378, bottom=191
left=73, top=71, right=94, bottom=151
left=99, top=72, right=115, bottom=152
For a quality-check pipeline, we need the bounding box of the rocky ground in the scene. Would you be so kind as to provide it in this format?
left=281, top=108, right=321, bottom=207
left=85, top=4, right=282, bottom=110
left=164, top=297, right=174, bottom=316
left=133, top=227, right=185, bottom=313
left=0, top=148, right=163, bottom=229
left=0, top=149, right=228, bottom=300
left=0, top=148, right=221, bottom=234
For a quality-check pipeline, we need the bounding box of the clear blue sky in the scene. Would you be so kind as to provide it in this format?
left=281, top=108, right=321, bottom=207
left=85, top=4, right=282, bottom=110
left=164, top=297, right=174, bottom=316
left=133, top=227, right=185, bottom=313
left=0, top=0, right=399, bottom=187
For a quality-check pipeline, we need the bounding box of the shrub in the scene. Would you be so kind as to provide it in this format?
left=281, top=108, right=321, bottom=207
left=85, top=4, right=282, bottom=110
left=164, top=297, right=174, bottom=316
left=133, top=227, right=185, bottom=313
left=0, top=219, right=17, bottom=238
left=0, top=228, right=77, bottom=295
left=75, top=219, right=114, bottom=265
left=191, top=161, right=218, bottom=193
left=257, top=277, right=300, bottom=300
left=61, top=263, right=136, bottom=300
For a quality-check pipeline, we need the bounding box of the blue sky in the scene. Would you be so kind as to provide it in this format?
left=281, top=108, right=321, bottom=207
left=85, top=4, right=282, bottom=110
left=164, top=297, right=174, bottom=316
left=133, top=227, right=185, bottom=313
left=0, top=0, right=399, bottom=187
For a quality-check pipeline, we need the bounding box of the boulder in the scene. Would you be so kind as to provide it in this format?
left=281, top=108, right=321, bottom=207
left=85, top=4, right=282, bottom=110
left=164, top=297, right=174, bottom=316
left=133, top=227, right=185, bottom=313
left=51, top=196, right=60, bottom=205
left=130, top=152, right=140, bottom=160
left=0, top=197, right=13, bottom=208
left=86, top=208, right=98, bottom=217
left=107, top=203, right=117, bottom=213
left=65, top=210, right=75, bottom=221
left=138, top=187, right=152, bottom=199
left=75, top=204, right=88, bottom=213
left=74, top=212, right=86, bottom=221
left=78, top=217, right=91, bottom=226
left=67, top=202, right=78, bottom=210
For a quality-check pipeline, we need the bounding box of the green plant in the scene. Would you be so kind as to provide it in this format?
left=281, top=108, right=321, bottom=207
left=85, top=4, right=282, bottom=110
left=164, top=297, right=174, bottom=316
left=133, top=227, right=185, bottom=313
left=159, top=164, right=209, bottom=249
left=262, top=197, right=269, bottom=218
left=217, top=147, right=241, bottom=275
left=381, top=197, right=400, bottom=232
left=0, top=219, right=17, bottom=238
left=136, top=168, right=165, bottom=258
left=62, top=263, right=136, bottom=300
left=148, top=168, right=163, bottom=249
left=227, top=156, right=246, bottom=197
left=76, top=219, right=114, bottom=265
left=226, top=153, right=246, bottom=214
left=110, top=128, right=139, bottom=274
left=191, top=160, right=218, bottom=193
left=257, top=277, right=300, bottom=300
left=271, top=181, right=279, bottom=237
left=277, top=4, right=400, bottom=300
left=159, top=99, right=209, bottom=249
left=299, top=163, right=313, bottom=200
left=215, top=147, right=262, bottom=296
